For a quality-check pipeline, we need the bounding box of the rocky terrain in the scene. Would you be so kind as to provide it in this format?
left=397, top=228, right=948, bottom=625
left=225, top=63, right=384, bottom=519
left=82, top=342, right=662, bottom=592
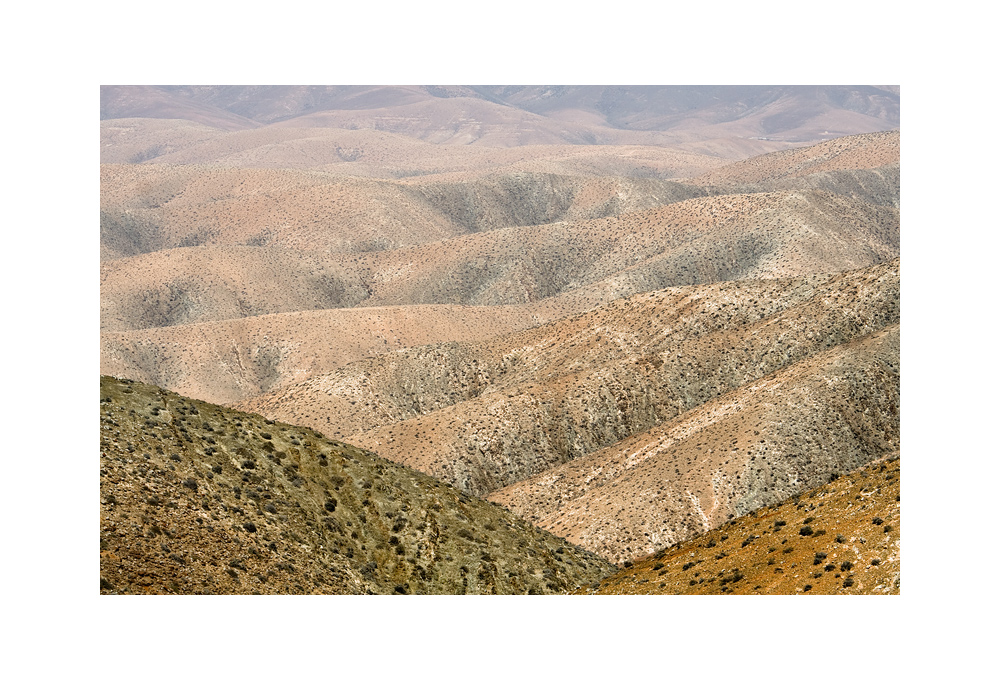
left=490, top=323, right=898, bottom=564
left=585, top=454, right=900, bottom=594
left=100, top=376, right=613, bottom=594
left=244, top=260, right=898, bottom=492
left=100, top=86, right=900, bottom=594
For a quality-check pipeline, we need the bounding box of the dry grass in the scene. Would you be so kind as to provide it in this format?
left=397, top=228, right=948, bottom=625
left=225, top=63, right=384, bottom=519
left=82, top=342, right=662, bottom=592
left=584, top=455, right=900, bottom=594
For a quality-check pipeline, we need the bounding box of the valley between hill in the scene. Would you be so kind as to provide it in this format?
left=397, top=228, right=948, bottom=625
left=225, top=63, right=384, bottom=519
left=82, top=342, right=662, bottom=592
left=100, top=87, right=900, bottom=593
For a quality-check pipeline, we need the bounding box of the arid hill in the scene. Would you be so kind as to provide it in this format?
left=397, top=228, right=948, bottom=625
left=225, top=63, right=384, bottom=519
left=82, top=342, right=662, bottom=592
left=242, top=260, right=898, bottom=499
left=489, top=324, right=899, bottom=564
left=100, top=376, right=613, bottom=594
left=101, top=189, right=897, bottom=331
left=584, top=455, right=900, bottom=594
left=100, top=162, right=709, bottom=261
left=693, top=130, right=900, bottom=206
left=101, top=119, right=733, bottom=180
left=100, top=300, right=600, bottom=405
left=99, top=89, right=901, bottom=596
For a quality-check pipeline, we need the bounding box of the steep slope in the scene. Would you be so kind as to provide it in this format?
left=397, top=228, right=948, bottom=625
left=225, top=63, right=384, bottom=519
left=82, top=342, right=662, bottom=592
left=585, top=455, right=900, bottom=594
left=243, top=260, right=898, bottom=497
left=100, top=377, right=614, bottom=594
left=489, top=325, right=899, bottom=564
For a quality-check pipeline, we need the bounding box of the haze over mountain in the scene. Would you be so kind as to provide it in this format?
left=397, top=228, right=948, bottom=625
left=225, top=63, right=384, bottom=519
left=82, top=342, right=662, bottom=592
left=100, top=85, right=900, bottom=592
left=102, top=85, right=898, bottom=147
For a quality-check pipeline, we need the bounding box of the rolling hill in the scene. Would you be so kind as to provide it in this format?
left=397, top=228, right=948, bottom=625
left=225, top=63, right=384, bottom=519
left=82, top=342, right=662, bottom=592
left=242, top=260, right=898, bottom=500
left=99, top=87, right=901, bottom=595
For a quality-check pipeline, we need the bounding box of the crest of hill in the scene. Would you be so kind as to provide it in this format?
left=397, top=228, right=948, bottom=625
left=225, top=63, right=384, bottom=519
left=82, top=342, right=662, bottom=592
left=241, top=260, right=898, bottom=499
left=100, top=376, right=613, bottom=594
left=101, top=85, right=260, bottom=130
left=489, top=324, right=899, bottom=565
left=100, top=164, right=465, bottom=260
left=584, top=455, right=900, bottom=594
left=100, top=162, right=710, bottom=261
left=100, top=300, right=601, bottom=405
left=692, top=130, right=899, bottom=187
left=267, top=95, right=611, bottom=147
left=101, top=118, right=731, bottom=179
left=100, top=118, right=230, bottom=164
left=475, top=85, right=898, bottom=138
left=101, top=189, right=898, bottom=331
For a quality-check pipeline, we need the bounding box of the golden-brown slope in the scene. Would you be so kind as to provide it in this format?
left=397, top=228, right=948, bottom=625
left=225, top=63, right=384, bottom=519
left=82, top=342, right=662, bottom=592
left=585, top=455, right=900, bottom=594
left=489, top=325, right=899, bottom=564
left=244, top=261, right=898, bottom=498
left=100, top=376, right=614, bottom=595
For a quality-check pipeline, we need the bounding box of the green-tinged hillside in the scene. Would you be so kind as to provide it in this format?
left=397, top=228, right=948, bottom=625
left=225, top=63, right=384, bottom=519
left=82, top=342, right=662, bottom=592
left=99, top=376, right=614, bottom=594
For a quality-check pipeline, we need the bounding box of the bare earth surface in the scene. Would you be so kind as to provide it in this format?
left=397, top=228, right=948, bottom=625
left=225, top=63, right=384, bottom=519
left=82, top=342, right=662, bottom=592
left=100, top=86, right=900, bottom=593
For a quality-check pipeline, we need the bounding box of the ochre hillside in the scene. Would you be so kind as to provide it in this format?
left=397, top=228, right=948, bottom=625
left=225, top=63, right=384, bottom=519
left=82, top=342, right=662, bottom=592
left=585, top=455, right=900, bottom=594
